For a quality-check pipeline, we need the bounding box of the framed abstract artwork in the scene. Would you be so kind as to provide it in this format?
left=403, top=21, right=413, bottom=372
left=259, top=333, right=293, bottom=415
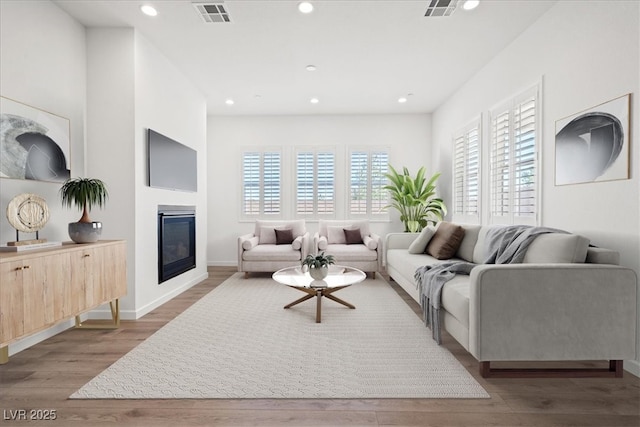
left=555, top=94, right=630, bottom=186
left=0, top=96, right=71, bottom=183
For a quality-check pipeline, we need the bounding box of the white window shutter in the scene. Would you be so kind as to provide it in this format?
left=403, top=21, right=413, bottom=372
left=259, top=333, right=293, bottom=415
left=296, top=152, right=314, bottom=215
left=242, top=150, right=281, bottom=217
left=452, top=120, right=480, bottom=223
left=296, top=149, right=335, bottom=216
left=349, top=149, right=389, bottom=217
left=349, top=151, right=368, bottom=215
left=489, top=84, right=539, bottom=225
left=490, top=110, right=511, bottom=223
left=317, top=152, right=335, bottom=215
left=513, top=96, right=536, bottom=220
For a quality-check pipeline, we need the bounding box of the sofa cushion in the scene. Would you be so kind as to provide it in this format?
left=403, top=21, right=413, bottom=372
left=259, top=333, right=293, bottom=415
left=242, top=244, right=302, bottom=261
left=317, top=235, right=328, bottom=250
left=441, top=275, right=470, bottom=328
left=426, top=222, right=466, bottom=260
left=344, top=228, right=363, bottom=244
left=242, top=236, right=259, bottom=250
left=386, top=249, right=458, bottom=282
left=275, top=228, right=294, bottom=245
left=292, top=235, right=303, bottom=251
left=362, top=235, right=378, bottom=250
left=255, top=220, right=305, bottom=241
left=259, top=226, right=277, bottom=244
left=456, top=224, right=482, bottom=262
left=523, top=233, right=590, bottom=263
left=328, top=226, right=348, bottom=244
left=325, top=244, right=377, bottom=261
left=408, top=225, right=436, bottom=254
left=320, top=220, right=370, bottom=239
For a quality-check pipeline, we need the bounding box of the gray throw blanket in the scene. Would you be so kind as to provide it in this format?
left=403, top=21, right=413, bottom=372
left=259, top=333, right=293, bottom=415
left=415, top=225, right=566, bottom=344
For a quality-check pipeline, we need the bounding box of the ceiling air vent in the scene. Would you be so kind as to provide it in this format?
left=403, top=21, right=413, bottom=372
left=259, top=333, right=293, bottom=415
left=424, top=0, right=459, bottom=17
left=192, top=2, right=232, bottom=23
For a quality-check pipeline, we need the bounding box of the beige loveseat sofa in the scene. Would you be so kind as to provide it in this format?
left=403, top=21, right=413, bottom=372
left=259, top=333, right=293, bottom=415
left=238, top=220, right=310, bottom=277
left=385, top=222, right=638, bottom=377
left=313, top=219, right=382, bottom=277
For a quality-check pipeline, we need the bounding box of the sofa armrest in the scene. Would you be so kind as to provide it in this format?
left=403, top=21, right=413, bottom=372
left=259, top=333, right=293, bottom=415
left=237, top=233, right=255, bottom=271
left=468, top=263, right=638, bottom=362
left=368, top=233, right=383, bottom=269
left=300, top=232, right=311, bottom=259
left=314, top=233, right=328, bottom=253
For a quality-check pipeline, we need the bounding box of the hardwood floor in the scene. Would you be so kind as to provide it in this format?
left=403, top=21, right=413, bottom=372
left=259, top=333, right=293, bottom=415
left=1, top=266, right=638, bottom=426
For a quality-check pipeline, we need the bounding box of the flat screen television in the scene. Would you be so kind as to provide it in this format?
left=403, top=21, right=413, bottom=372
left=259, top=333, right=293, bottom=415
left=148, top=129, right=197, bottom=192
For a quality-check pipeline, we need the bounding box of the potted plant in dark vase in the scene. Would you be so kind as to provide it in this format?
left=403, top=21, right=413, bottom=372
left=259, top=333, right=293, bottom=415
left=302, top=252, right=335, bottom=281
left=59, top=177, right=109, bottom=243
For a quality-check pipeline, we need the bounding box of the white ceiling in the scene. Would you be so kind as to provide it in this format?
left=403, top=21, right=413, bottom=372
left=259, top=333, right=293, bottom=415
left=54, top=0, right=557, bottom=115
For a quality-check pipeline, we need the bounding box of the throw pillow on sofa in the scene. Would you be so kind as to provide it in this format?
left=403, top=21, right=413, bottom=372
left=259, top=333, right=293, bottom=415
left=408, top=225, right=436, bottom=254
left=275, top=228, right=294, bottom=245
left=426, top=222, right=466, bottom=260
left=344, top=228, right=363, bottom=244
left=328, top=226, right=349, bottom=244
left=259, top=226, right=277, bottom=244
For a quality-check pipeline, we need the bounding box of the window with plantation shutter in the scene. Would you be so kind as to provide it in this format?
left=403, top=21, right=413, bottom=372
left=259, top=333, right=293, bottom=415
left=489, top=85, right=539, bottom=225
left=452, top=120, right=480, bottom=223
left=295, top=149, right=335, bottom=216
left=349, top=148, right=389, bottom=217
left=241, top=150, right=281, bottom=217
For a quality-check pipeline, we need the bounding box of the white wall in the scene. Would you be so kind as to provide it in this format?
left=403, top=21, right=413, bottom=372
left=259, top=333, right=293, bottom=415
left=87, top=28, right=208, bottom=318
left=133, top=33, right=208, bottom=317
left=0, top=0, right=88, bottom=356
left=86, top=27, right=137, bottom=310
left=207, top=114, right=432, bottom=265
left=431, top=1, right=640, bottom=375
left=0, top=0, right=86, bottom=243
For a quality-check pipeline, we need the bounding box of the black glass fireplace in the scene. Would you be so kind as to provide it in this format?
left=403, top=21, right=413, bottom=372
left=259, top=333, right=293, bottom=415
left=158, top=206, right=196, bottom=283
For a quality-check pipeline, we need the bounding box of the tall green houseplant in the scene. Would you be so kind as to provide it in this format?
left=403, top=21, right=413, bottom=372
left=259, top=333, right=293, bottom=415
left=384, top=165, right=446, bottom=232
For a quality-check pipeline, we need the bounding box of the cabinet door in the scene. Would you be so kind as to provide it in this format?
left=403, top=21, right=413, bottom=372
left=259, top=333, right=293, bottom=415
left=22, top=253, right=71, bottom=334
left=102, top=242, right=127, bottom=300
left=84, top=243, right=127, bottom=309
left=0, top=260, right=25, bottom=344
left=48, top=252, right=73, bottom=320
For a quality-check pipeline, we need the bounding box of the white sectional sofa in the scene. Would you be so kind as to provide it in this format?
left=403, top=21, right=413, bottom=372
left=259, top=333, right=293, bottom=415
left=385, top=222, right=638, bottom=377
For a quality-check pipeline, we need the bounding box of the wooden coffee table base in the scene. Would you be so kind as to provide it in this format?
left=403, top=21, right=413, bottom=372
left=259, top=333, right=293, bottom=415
left=284, top=285, right=354, bottom=323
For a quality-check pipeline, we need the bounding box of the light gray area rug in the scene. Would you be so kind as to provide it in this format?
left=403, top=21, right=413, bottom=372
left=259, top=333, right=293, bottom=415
left=71, top=273, right=489, bottom=399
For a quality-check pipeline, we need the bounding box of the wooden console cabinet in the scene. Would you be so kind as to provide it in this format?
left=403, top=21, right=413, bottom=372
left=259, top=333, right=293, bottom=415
left=0, top=240, right=126, bottom=364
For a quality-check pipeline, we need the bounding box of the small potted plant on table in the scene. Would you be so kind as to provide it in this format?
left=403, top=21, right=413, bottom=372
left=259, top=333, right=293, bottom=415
left=59, top=177, right=108, bottom=243
left=302, top=252, right=335, bottom=281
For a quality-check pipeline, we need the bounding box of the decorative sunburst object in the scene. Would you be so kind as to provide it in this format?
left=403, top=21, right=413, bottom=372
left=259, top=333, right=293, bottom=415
left=6, top=193, right=50, bottom=233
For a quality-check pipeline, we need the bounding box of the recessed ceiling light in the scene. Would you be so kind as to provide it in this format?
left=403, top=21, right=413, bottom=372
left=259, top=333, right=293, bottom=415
left=463, top=0, right=480, bottom=11
left=298, top=2, right=314, bottom=14
left=225, top=99, right=234, bottom=105
left=305, top=65, right=317, bottom=71
left=398, top=97, right=408, bottom=103
left=140, top=5, right=158, bottom=16
left=310, top=98, right=319, bottom=104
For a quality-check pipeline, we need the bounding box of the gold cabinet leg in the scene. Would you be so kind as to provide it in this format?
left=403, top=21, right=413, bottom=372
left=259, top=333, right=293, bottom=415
left=75, top=299, right=121, bottom=329
left=0, top=346, right=8, bottom=364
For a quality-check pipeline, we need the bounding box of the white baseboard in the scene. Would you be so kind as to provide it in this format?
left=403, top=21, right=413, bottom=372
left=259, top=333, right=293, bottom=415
left=87, top=271, right=210, bottom=320
left=207, top=261, right=237, bottom=267
left=7, top=320, right=75, bottom=357
left=625, top=359, right=640, bottom=378
left=7, top=272, right=209, bottom=358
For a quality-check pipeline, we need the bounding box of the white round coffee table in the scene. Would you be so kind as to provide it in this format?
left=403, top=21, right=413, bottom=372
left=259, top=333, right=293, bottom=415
left=272, top=265, right=366, bottom=323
